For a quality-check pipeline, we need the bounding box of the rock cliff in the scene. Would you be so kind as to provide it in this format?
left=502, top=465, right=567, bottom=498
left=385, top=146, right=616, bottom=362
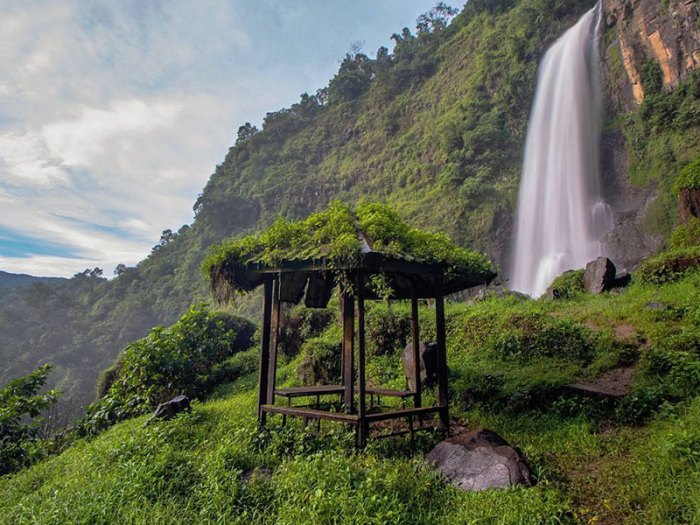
left=600, top=0, right=700, bottom=269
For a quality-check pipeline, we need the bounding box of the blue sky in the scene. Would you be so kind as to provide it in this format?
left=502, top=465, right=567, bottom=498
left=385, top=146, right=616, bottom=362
left=0, top=0, right=439, bottom=277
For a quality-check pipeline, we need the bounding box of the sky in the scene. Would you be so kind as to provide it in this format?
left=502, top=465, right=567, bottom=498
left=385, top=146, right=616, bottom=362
left=0, top=0, right=439, bottom=278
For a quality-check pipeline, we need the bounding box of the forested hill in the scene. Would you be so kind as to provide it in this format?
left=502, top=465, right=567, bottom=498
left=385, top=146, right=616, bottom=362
left=0, top=271, right=65, bottom=291
left=3, top=0, right=696, bottom=410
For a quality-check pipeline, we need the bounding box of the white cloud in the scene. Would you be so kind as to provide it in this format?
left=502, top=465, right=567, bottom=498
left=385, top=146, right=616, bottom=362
left=43, top=99, right=182, bottom=168
left=0, top=132, right=69, bottom=185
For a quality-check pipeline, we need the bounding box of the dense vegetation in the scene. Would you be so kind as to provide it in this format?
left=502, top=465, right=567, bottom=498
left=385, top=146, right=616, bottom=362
left=1, top=241, right=699, bottom=523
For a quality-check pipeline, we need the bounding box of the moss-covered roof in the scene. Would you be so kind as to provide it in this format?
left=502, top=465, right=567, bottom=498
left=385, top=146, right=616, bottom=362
left=204, top=201, right=496, bottom=302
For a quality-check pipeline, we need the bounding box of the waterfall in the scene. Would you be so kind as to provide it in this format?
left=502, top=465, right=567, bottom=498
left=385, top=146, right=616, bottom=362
left=510, top=2, right=613, bottom=297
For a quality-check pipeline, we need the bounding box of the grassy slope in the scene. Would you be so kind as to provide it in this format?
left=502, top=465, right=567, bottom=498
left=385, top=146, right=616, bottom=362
left=2, top=270, right=699, bottom=524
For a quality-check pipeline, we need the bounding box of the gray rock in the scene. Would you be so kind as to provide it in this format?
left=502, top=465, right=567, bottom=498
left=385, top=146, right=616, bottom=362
left=584, top=257, right=617, bottom=294
left=427, top=429, right=533, bottom=491
left=613, top=271, right=631, bottom=288
left=402, top=341, right=438, bottom=390
left=152, top=395, right=191, bottom=421
left=645, top=301, right=668, bottom=311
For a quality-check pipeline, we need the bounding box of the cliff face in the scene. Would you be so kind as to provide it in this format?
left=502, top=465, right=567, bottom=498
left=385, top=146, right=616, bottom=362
left=605, top=0, right=700, bottom=109
left=600, top=0, right=700, bottom=269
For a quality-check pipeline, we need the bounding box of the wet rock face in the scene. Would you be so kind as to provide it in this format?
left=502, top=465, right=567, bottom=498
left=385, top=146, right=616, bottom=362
left=427, top=429, right=533, bottom=492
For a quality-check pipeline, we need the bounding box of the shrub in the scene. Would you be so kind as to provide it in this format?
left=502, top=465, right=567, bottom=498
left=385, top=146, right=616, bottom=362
left=297, top=337, right=341, bottom=386
left=0, top=365, right=59, bottom=475
left=78, top=305, right=254, bottom=435
left=671, top=217, right=700, bottom=248
left=636, top=246, right=700, bottom=284
left=493, top=312, right=595, bottom=363
left=673, top=156, right=700, bottom=193
left=278, top=307, right=334, bottom=357
left=547, top=269, right=585, bottom=299
left=365, top=304, right=411, bottom=356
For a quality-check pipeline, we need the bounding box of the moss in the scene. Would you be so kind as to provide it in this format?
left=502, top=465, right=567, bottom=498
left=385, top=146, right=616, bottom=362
left=203, top=201, right=495, bottom=297
left=674, top=156, right=700, bottom=193
left=636, top=246, right=700, bottom=284
left=671, top=218, right=700, bottom=248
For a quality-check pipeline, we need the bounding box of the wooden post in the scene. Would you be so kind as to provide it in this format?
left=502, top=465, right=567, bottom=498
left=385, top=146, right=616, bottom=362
left=257, top=277, right=274, bottom=426
left=435, top=278, right=449, bottom=432
left=342, top=289, right=355, bottom=413
left=356, top=271, right=368, bottom=447
left=266, top=276, right=281, bottom=407
left=410, top=284, right=422, bottom=408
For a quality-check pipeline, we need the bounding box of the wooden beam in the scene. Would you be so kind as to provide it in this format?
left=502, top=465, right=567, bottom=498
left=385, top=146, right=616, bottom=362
left=356, top=271, right=368, bottom=447
left=257, top=277, right=274, bottom=426
left=261, top=405, right=359, bottom=424
left=410, top=284, right=422, bottom=408
left=266, top=276, right=281, bottom=406
left=342, top=290, right=355, bottom=412
left=435, top=277, right=449, bottom=432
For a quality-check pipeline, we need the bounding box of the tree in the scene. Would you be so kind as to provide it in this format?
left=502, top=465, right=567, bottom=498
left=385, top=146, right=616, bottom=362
left=416, top=3, right=459, bottom=34
left=0, top=365, right=60, bottom=475
left=114, top=264, right=128, bottom=277
left=235, top=122, right=259, bottom=146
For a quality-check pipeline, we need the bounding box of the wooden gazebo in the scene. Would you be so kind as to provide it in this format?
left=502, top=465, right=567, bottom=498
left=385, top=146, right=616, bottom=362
left=205, top=202, right=495, bottom=446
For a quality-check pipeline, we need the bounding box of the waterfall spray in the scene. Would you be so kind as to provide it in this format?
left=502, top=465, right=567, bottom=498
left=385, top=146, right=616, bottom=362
left=510, top=2, right=613, bottom=297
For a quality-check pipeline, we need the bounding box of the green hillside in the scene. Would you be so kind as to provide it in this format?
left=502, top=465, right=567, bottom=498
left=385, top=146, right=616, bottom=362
left=2, top=257, right=700, bottom=523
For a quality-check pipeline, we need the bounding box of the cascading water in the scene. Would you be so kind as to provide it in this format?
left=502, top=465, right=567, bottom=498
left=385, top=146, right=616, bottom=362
left=510, top=2, right=613, bottom=297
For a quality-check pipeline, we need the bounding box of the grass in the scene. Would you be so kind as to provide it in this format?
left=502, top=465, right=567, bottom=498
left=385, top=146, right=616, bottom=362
left=1, top=267, right=700, bottom=524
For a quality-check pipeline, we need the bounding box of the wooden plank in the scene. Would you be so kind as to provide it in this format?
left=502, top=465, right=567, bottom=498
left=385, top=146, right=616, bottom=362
left=261, top=405, right=359, bottom=424
left=266, top=277, right=281, bottom=405
left=275, top=385, right=345, bottom=398
left=342, top=291, right=355, bottom=412
left=365, top=406, right=442, bottom=423
left=356, top=271, right=368, bottom=447
left=411, top=284, right=422, bottom=408
left=257, top=278, right=273, bottom=426
left=364, top=386, right=414, bottom=398
left=279, top=272, right=307, bottom=303
left=435, top=278, right=449, bottom=432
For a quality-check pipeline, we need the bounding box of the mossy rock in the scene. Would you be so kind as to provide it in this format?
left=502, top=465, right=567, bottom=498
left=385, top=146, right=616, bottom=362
left=671, top=218, right=700, bottom=248
left=674, top=157, right=700, bottom=193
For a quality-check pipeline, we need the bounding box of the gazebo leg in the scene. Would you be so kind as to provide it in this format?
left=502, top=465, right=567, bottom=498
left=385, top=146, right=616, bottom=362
left=257, top=278, right=274, bottom=427
left=435, top=282, right=450, bottom=433
left=356, top=271, right=368, bottom=448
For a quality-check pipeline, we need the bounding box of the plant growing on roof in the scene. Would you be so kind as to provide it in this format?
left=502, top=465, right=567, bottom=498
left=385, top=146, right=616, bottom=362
left=203, top=200, right=495, bottom=302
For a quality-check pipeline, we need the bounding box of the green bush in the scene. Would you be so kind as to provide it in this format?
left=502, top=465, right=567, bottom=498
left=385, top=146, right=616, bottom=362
left=493, top=312, right=595, bottom=363
left=636, top=246, right=700, bottom=284
left=78, top=305, right=254, bottom=435
left=0, top=365, right=59, bottom=475
left=278, top=307, right=334, bottom=357
left=671, top=217, right=700, bottom=248
left=297, top=336, right=342, bottom=386
left=674, top=156, right=700, bottom=193
left=365, top=304, right=411, bottom=356
left=547, top=269, right=585, bottom=299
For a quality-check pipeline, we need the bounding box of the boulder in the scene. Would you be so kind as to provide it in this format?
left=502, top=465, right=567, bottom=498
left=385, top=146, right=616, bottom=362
left=613, top=271, right=631, bottom=288
left=583, top=257, right=617, bottom=294
left=402, top=341, right=438, bottom=390
left=152, top=395, right=191, bottom=421
left=426, top=429, right=533, bottom=491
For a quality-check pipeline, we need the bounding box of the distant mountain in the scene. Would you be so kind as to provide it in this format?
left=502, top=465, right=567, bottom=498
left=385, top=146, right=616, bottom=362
left=0, top=271, right=66, bottom=290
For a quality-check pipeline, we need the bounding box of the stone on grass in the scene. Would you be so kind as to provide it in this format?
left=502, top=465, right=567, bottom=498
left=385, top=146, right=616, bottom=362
left=426, top=429, right=533, bottom=491
left=584, top=257, right=617, bottom=294
left=402, top=341, right=438, bottom=390
left=152, top=394, right=191, bottom=421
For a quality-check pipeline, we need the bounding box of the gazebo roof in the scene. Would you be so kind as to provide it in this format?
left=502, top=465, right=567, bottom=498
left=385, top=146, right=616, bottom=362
left=204, top=201, right=496, bottom=303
